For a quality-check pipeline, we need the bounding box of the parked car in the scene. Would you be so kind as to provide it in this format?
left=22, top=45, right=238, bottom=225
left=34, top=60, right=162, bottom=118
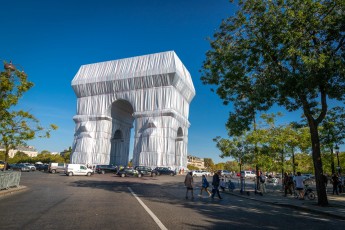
left=240, top=170, right=256, bottom=179
left=65, top=164, right=93, bottom=176
left=10, top=163, right=30, bottom=172
left=153, top=167, right=176, bottom=176
left=48, top=162, right=67, bottom=173
left=0, top=161, right=5, bottom=170
left=95, top=165, right=118, bottom=174
left=219, top=170, right=232, bottom=177
left=117, top=167, right=139, bottom=177
left=202, top=171, right=212, bottom=176
left=134, top=166, right=155, bottom=177
left=23, top=163, right=36, bottom=171
left=192, top=170, right=211, bottom=177
left=35, top=164, right=48, bottom=171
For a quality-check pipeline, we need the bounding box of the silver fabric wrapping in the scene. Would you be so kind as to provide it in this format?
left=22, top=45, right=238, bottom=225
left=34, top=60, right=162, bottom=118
left=71, top=51, right=195, bottom=170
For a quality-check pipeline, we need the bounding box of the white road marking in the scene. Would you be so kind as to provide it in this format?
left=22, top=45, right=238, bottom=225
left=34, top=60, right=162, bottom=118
left=128, top=187, right=168, bottom=230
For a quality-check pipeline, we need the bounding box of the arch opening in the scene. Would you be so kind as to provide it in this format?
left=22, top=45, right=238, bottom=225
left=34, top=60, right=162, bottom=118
left=109, top=99, right=134, bottom=166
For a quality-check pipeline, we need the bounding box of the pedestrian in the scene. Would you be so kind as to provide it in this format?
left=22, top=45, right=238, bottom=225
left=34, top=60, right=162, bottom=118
left=294, top=172, right=305, bottom=199
left=331, top=173, right=339, bottom=195
left=184, top=171, right=194, bottom=199
left=283, top=172, right=292, bottom=196
left=259, top=170, right=266, bottom=194
left=199, top=174, right=211, bottom=197
left=211, top=170, right=222, bottom=199
left=220, top=178, right=226, bottom=192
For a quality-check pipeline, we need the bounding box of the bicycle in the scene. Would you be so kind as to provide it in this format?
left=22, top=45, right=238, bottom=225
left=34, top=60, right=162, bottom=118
left=293, top=184, right=316, bottom=200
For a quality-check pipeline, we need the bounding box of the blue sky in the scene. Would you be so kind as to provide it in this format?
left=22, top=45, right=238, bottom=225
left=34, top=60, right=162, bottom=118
left=1, top=0, right=339, bottom=163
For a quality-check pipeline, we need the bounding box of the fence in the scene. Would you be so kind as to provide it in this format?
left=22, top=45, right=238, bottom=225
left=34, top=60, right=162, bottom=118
left=0, top=171, right=21, bottom=190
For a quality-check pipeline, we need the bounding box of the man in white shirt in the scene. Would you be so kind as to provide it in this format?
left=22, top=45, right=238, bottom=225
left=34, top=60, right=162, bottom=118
left=294, top=172, right=305, bottom=199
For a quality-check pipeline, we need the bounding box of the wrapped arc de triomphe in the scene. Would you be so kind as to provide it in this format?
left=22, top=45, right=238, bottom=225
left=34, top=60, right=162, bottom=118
left=70, top=51, right=195, bottom=170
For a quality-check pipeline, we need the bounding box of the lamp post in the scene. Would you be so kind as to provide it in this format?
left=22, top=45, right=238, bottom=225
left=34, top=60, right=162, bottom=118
left=335, top=144, right=341, bottom=175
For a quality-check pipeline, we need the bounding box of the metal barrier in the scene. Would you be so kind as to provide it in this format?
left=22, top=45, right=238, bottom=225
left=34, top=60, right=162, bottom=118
left=0, top=171, right=21, bottom=190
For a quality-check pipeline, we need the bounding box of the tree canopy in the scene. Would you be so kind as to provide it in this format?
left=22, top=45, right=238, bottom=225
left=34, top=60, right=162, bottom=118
left=0, top=61, right=58, bottom=162
left=201, top=0, right=345, bottom=206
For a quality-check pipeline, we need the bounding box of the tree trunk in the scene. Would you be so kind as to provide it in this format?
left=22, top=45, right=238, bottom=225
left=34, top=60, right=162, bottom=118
left=308, top=121, right=328, bottom=206
left=4, top=146, right=10, bottom=162
left=281, top=151, right=284, bottom=191
left=292, top=148, right=296, bottom=175
left=330, top=148, right=335, bottom=174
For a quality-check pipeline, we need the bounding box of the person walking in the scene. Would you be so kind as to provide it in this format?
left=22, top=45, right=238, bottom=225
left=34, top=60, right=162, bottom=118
left=294, top=172, right=305, bottom=199
left=199, top=174, right=211, bottom=197
left=184, top=171, right=194, bottom=199
left=211, top=170, right=222, bottom=199
left=283, top=172, right=292, bottom=196
left=259, top=170, right=266, bottom=194
left=332, top=173, right=339, bottom=195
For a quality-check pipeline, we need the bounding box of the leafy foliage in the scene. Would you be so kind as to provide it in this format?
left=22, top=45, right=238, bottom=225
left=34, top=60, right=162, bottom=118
left=201, top=0, right=345, bottom=206
left=0, top=61, right=58, bottom=161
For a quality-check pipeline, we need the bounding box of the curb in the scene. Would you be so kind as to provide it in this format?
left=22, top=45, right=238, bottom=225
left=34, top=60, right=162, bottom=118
left=225, top=190, right=345, bottom=220
left=0, top=185, right=28, bottom=197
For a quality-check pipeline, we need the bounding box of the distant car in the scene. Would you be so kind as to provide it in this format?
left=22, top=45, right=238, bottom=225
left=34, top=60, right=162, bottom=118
left=65, top=164, right=93, bottom=176
left=241, top=170, right=256, bottom=179
left=202, top=171, right=212, bottom=176
left=134, top=166, right=155, bottom=177
left=117, top=167, right=139, bottom=177
left=10, top=164, right=30, bottom=172
left=192, top=170, right=203, bottom=177
left=153, top=167, right=176, bottom=176
left=95, top=165, right=118, bottom=174
left=35, top=164, right=48, bottom=171
left=192, top=170, right=210, bottom=177
left=0, top=161, right=5, bottom=170
left=220, top=170, right=232, bottom=177
left=48, top=162, right=67, bottom=173
left=23, top=163, right=36, bottom=171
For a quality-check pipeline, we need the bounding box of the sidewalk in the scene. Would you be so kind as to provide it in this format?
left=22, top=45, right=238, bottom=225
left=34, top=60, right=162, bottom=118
left=0, top=185, right=27, bottom=198
left=225, top=186, right=345, bottom=220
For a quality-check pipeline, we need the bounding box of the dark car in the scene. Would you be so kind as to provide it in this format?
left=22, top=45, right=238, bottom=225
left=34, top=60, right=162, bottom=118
left=116, top=167, right=140, bottom=177
left=95, top=165, right=118, bottom=174
left=134, top=166, right=156, bottom=177
left=153, top=167, right=176, bottom=176
left=10, top=163, right=30, bottom=172
left=36, top=164, right=49, bottom=171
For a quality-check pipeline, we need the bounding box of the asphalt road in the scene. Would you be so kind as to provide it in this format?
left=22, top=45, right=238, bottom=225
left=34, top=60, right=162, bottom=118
left=0, top=171, right=344, bottom=230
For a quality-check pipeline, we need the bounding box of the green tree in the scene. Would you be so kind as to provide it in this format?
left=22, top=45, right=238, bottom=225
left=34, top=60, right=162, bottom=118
left=214, top=134, right=255, bottom=172
left=319, top=106, right=345, bottom=174
left=40, top=150, right=51, bottom=155
left=0, top=61, right=58, bottom=162
left=204, top=158, right=215, bottom=172
left=187, top=164, right=199, bottom=171
left=224, top=160, right=239, bottom=172
left=201, top=0, right=345, bottom=206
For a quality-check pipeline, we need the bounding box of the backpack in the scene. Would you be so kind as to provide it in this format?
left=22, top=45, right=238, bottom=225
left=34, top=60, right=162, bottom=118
left=260, top=174, right=266, bottom=183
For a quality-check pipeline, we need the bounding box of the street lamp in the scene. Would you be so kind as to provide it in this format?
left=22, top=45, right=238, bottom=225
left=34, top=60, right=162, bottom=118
left=335, top=144, right=341, bottom=175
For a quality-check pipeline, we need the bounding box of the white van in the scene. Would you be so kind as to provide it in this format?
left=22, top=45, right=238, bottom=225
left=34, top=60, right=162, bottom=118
left=65, top=164, right=93, bottom=176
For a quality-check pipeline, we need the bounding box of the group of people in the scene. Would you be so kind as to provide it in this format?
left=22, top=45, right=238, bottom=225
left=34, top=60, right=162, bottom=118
left=283, top=171, right=344, bottom=199
left=184, top=170, right=224, bottom=200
